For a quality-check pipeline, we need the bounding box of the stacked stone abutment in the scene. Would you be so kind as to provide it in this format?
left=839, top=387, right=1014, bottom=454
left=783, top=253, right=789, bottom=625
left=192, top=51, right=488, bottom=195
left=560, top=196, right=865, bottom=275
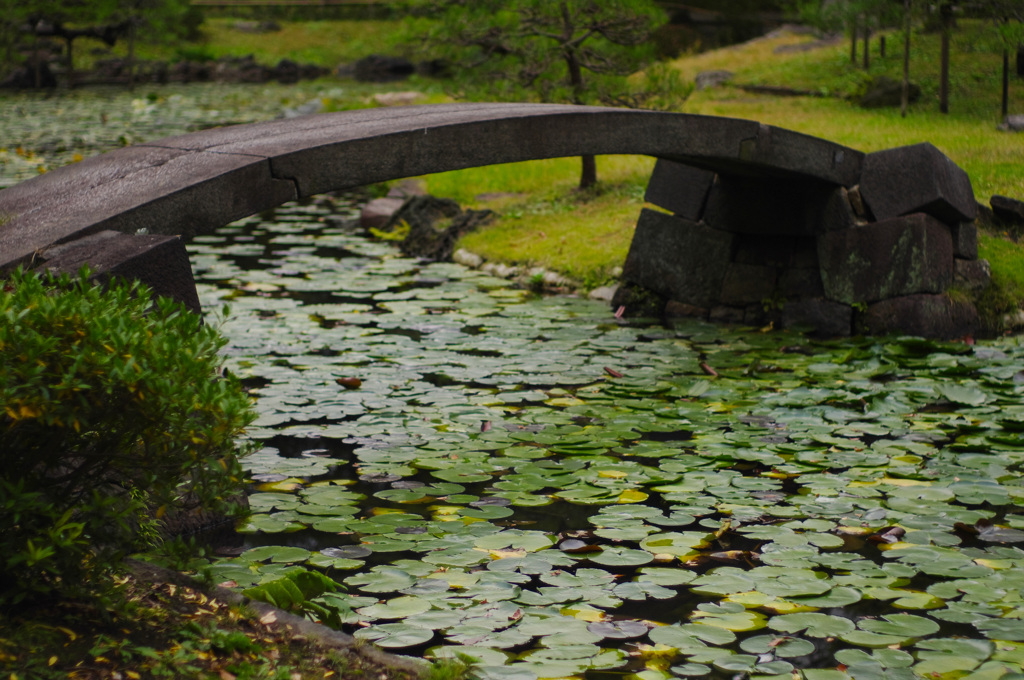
left=616, top=142, right=987, bottom=338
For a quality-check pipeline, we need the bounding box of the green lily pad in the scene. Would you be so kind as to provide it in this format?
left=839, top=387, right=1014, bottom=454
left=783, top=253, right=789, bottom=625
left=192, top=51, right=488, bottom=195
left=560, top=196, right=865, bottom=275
left=587, top=547, right=654, bottom=567
left=769, top=613, right=856, bottom=638
left=354, top=623, right=435, bottom=648
left=356, top=596, right=432, bottom=620
left=857, top=613, right=940, bottom=638
left=975, top=618, right=1024, bottom=641
left=739, top=634, right=816, bottom=658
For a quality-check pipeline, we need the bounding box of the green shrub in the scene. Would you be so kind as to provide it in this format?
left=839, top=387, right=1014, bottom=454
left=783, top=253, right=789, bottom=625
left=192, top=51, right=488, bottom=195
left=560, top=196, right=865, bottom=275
left=0, top=268, right=255, bottom=606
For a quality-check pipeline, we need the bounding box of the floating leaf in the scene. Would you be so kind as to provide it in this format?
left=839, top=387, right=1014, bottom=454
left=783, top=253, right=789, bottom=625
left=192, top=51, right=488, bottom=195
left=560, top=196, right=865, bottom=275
left=354, top=623, right=434, bottom=648
left=769, top=613, right=856, bottom=638
left=357, top=596, right=431, bottom=620
left=739, top=634, right=815, bottom=658
left=587, top=547, right=654, bottom=567
left=975, top=618, right=1024, bottom=641
left=587, top=620, right=649, bottom=640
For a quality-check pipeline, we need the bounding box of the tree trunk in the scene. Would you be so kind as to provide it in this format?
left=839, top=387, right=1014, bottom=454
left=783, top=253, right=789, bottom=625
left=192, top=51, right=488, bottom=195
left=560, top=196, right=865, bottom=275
left=579, top=155, right=597, bottom=191
left=66, top=37, right=74, bottom=88
left=863, top=22, right=870, bottom=70
left=2, top=21, right=11, bottom=81
left=561, top=7, right=594, bottom=190
left=850, top=21, right=858, bottom=64
left=902, top=0, right=911, bottom=118
left=33, top=34, right=41, bottom=89
left=127, top=19, right=136, bottom=90
left=1003, top=48, right=1010, bottom=119
left=880, top=35, right=886, bottom=58
left=939, top=3, right=951, bottom=114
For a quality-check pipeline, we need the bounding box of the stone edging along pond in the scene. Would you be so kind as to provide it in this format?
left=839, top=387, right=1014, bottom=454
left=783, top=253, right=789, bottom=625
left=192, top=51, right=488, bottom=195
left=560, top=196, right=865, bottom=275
left=125, top=559, right=429, bottom=677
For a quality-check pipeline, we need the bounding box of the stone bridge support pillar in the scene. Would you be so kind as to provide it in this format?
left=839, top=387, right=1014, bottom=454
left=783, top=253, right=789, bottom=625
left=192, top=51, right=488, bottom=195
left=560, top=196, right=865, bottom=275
left=616, top=142, right=988, bottom=338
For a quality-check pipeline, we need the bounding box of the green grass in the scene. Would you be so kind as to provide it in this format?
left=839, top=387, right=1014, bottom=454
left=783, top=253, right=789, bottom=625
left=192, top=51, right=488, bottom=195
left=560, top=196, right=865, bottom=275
left=191, top=18, right=406, bottom=65
left=979, top=229, right=1024, bottom=302
left=87, top=18, right=407, bottom=69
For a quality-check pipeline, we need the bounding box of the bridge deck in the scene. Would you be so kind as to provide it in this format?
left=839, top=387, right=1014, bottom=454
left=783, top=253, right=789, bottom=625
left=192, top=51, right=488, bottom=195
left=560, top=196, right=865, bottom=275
left=0, top=103, right=862, bottom=270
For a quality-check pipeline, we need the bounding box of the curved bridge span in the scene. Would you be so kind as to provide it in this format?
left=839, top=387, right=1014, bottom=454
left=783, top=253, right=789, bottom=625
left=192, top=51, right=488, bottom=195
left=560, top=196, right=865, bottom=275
left=0, top=102, right=983, bottom=337
left=0, top=103, right=862, bottom=270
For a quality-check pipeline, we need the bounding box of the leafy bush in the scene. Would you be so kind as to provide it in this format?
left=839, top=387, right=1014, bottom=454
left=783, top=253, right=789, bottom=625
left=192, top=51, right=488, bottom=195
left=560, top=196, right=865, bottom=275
left=0, top=268, right=255, bottom=605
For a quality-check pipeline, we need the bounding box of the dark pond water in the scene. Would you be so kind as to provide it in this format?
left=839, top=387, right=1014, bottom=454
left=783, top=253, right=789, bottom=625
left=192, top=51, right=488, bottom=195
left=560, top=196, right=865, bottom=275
left=189, top=195, right=1024, bottom=680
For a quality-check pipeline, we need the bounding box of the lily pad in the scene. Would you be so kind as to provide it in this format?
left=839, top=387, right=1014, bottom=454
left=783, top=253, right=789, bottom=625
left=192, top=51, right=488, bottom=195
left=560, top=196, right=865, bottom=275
left=769, top=613, right=856, bottom=638
left=354, top=623, right=435, bottom=648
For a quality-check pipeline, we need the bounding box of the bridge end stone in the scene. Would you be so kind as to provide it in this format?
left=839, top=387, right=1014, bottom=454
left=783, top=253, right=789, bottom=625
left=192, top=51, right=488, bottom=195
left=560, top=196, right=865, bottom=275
left=859, top=142, right=977, bottom=223
left=644, top=159, right=714, bottom=222
left=35, top=230, right=202, bottom=315
left=817, top=213, right=954, bottom=304
left=620, top=208, right=734, bottom=310
left=857, top=294, right=980, bottom=338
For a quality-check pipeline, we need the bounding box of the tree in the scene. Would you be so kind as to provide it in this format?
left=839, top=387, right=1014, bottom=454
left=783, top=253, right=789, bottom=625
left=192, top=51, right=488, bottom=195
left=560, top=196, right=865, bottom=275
left=937, top=1, right=956, bottom=114
left=92, top=0, right=199, bottom=88
left=788, top=0, right=900, bottom=67
left=0, top=0, right=29, bottom=81
left=8, top=0, right=196, bottom=88
left=976, top=0, right=1024, bottom=118
left=902, top=0, right=913, bottom=117
left=789, top=0, right=866, bottom=65
left=404, top=0, right=667, bottom=190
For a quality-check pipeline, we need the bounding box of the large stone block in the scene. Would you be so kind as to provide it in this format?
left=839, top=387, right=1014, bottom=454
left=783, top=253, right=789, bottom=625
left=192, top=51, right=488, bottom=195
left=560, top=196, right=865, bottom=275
left=733, top=234, right=795, bottom=267
left=991, top=195, right=1024, bottom=225
left=709, top=305, right=745, bottom=324
left=950, top=221, right=978, bottom=259
left=857, top=294, right=979, bottom=339
left=610, top=280, right=666, bottom=318
left=954, top=258, right=991, bottom=292
left=791, top=237, right=820, bottom=268
left=360, top=197, right=405, bottom=229
left=703, top=174, right=836, bottom=236
left=37, top=230, right=201, bottom=314
left=643, top=159, right=715, bottom=221
left=859, top=142, right=977, bottom=223
left=621, top=208, right=734, bottom=308
left=781, top=298, right=852, bottom=336
left=817, top=213, right=953, bottom=304
left=720, top=263, right=777, bottom=305
left=778, top=267, right=825, bottom=298
left=819, top=186, right=859, bottom=232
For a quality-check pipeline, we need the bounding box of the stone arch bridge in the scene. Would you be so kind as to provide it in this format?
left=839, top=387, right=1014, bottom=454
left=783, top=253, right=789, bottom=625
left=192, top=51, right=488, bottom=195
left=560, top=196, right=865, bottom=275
left=0, top=103, right=986, bottom=337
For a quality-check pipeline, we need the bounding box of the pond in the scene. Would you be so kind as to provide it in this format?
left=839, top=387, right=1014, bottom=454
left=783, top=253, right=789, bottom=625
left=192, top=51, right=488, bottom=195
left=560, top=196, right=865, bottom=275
left=189, top=194, right=1024, bottom=680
